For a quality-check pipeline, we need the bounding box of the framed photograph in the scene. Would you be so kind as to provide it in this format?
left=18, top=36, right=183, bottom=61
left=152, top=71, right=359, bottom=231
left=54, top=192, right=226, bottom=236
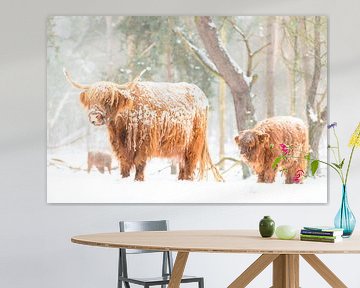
left=47, top=16, right=328, bottom=203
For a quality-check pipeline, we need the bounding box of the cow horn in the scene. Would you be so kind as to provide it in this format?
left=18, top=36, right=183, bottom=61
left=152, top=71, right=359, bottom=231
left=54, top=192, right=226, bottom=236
left=115, top=67, right=150, bottom=90
left=132, top=67, right=150, bottom=83
left=63, top=68, right=90, bottom=90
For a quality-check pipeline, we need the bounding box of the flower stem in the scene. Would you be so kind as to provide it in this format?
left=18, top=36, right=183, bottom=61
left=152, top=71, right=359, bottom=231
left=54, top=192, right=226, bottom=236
left=345, top=145, right=356, bottom=185
left=333, top=128, right=342, bottom=164
left=345, top=131, right=360, bottom=185
left=284, top=154, right=344, bottom=183
left=332, top=128, right=345, bottom=181
left=317, top=160, right=344, bottom=183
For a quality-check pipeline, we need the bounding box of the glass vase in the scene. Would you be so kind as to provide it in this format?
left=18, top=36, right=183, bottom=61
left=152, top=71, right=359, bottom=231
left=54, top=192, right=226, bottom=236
left=334, top=185, right=356, bottom=237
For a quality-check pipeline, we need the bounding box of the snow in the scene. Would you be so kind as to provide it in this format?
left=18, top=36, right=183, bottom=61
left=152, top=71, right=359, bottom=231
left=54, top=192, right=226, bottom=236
left=185, top=41, right=219, bottom=74
left=47, top=165, right=327, bottom=203
left=207, top=20, right=217, bottom=30
left=308, top=107, right=318, bottom=122
left=47, top=145, right=327, bottom=204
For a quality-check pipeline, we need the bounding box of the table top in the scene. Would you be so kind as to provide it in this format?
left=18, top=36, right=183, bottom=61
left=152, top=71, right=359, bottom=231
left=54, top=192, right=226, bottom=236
left=71, top=230, right=360, bottom=254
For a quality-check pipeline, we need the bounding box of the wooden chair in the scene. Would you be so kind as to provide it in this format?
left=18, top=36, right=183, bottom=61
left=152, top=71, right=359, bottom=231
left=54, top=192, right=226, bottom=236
left=118, top=220, right=204, bottom=288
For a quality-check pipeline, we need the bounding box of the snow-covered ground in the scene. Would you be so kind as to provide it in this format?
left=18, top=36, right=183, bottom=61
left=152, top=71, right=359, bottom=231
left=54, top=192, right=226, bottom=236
left=47, top=144, right=327, bottom=203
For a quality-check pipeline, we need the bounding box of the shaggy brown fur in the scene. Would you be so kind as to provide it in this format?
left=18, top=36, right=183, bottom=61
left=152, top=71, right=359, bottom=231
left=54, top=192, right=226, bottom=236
left=234, top=116, right=308, bottom=184
left=87, top=151, right=112, bottom=174
left=64, top=69, right=222, bottom=181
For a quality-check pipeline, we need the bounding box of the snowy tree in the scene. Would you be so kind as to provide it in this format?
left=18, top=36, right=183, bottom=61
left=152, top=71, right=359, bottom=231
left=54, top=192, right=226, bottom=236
left=195, top=16, right=255, bottom=132
left=306, top=16, right=327, bottom=160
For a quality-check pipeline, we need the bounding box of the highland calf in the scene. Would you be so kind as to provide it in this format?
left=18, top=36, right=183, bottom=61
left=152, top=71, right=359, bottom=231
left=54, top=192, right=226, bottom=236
left=235, top=116, right=308, bottom=184
left=64, top=69, right=222, bottom=182
left=87, top=151, right=112, bottom=174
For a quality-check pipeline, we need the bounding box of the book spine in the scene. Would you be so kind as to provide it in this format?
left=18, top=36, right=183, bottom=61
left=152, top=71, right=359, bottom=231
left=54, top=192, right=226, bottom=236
left=301, top=230, right=335, bottom=236
left=300, top=234, right=337, bottom=240
left=300, top=237, right=336, bottom=243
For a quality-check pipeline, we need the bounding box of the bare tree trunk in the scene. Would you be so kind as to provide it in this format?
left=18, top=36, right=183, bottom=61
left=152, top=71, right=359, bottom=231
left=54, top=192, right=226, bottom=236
left=218, top=27, right=227, bottom=170
left=299, top=16, right=312, bottom=119
left=290, top=18, right=299, bottom=116
left=307, top=16, right=326, bottom=160
left=290, top=21, right=299, bottom=116
left=105, top=16, right=115, bottom=78
left=219, top=78, right=226, bottom=170
left=127, top=34, right=136, bottom=81
left=195, top=16, right=255, bottom=132
left=196, top=16, right=253, bottom=178
left=266, top=16, right=276, bottom=117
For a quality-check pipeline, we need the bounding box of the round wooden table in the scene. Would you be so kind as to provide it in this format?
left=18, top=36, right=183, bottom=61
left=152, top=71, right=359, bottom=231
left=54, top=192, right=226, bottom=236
left=72, top=230, right=360, bottom=288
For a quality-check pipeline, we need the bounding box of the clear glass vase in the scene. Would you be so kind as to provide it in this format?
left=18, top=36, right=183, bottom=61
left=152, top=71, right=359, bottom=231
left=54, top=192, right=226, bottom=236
left=334, top=185, right=356, bottom=237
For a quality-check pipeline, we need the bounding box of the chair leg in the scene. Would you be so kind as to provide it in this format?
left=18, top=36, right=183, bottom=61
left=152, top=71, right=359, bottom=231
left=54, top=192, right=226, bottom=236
left=199, top=278, right=204, bottom=288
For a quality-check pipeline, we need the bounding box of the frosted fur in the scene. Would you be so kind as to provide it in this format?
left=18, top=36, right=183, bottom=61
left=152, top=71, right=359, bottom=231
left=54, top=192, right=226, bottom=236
left=235, top=116, right=309, bottom=184
left=115, top=82, right=209, bottom=151
left=68, top=74, right=223, bottom=182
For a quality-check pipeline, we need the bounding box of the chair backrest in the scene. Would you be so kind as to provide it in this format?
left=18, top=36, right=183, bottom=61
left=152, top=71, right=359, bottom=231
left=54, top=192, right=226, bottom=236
left=119, top=220, right=169, bottom=254
left=118, top=220, right=174, bottom=282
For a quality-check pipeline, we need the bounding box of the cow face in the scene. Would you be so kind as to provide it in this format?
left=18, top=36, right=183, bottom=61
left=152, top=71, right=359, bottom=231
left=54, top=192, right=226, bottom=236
left=79, top=82, right=133, bottom=126
left=234, top=130, right=269, bottom=162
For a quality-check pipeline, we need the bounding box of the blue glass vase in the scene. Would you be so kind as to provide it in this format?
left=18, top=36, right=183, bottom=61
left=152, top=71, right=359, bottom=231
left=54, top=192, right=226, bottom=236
left=334, top=185, right=356, bottom=237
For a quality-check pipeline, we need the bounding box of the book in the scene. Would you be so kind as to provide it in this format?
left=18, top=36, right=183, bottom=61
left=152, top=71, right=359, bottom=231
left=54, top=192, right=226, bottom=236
left=301, top=229, right=343, bottom=237
left=300, top=236, right=343, bottom=243
left=303, top=226, right=344, bottom=232
left=300, top=234, right=341, bottom=240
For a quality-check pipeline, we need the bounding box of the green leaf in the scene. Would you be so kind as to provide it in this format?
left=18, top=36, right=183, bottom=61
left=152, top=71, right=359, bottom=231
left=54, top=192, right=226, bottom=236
left=304, top=153, right=311, bottom=161
left=339, top=159, right=345, bottom=169
left=270, top=143, right=274, bottom=149
left=332, top=163, right=341, bottom=169
left=311, top=160, right=319, bottom=176
left=332, top=159, right=345, bottom=169
left=272, top=156, right=282, bottom=170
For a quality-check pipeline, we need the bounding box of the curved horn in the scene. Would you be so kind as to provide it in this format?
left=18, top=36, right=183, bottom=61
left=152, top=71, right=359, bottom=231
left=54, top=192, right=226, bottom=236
left=115, top=67, right=150, bottom=90
left=63, top=68, right=90, bottom=90
left=132, top=67, right=150, bottom=83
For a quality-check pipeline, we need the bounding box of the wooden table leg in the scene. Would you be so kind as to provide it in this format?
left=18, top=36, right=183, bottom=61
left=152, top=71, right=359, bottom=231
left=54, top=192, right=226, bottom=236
left=272, top=254, right=299, bottom=288
left=168, top=252, right=189, bottom=288
left=228, top=254, right=279, bottom=288
left=301, top=254, right=347, bottom=288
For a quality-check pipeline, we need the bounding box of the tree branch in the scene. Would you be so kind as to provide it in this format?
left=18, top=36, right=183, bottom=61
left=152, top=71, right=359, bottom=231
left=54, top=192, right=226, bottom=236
left=174, top=28, right=221, bottom=77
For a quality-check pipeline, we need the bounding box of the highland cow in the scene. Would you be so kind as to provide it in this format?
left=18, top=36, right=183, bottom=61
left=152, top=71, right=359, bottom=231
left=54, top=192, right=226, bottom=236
left=87, top=151, right=112, bottom=174
left=64, top=69, right=222, bottom=182
left=234, top=116, right=308, bottom=184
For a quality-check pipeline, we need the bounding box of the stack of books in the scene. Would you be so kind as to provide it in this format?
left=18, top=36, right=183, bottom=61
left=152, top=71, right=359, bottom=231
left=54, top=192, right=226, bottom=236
left=300, top=226, right=344, bottom=243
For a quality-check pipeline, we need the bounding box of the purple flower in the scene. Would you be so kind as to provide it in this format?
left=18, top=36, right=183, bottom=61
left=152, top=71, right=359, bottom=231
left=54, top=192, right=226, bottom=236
left=293, top=170, right=305, bottom=184
left=279, top=143, right=290, bottom=155
left=327, top=122, right=337, bottom=129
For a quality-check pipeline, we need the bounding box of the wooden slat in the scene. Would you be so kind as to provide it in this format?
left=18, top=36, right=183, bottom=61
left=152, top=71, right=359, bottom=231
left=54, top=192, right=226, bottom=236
left=272, top=254, right=286, bottom=287
left=287, top=255, right=299, bottom=288
left=301, top=254, right=347, bottom=288
left=168, top=252, right=189, bottom=288
left=272, top=254, right=299, bottom=288
left=228, top=254, right=279, bottom=288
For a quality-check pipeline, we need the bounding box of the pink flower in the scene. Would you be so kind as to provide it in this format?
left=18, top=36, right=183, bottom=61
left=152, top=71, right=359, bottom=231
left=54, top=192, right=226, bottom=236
left=293, top=169, right=305, bottom=183
left=279, top=143, right=290, bottom=155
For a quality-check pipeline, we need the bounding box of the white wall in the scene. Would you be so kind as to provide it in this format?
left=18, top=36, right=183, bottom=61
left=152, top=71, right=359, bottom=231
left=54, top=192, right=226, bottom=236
left=1, top=0, right=360, bottom=287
